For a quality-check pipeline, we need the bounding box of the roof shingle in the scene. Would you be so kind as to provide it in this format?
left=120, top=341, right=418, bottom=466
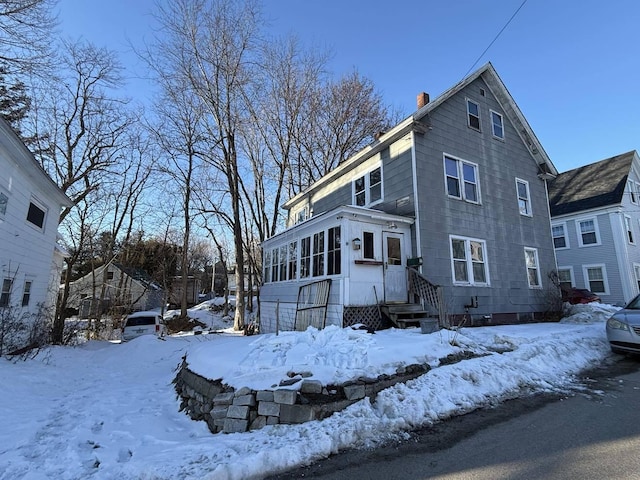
left=548, top=151, right=636, bottom=217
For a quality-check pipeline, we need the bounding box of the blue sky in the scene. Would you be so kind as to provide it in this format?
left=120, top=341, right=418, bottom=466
left=57, top=0, right=640, bottom=173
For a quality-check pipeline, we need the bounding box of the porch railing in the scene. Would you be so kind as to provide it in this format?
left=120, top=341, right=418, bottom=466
left=407, top=267, right=447, bottom=327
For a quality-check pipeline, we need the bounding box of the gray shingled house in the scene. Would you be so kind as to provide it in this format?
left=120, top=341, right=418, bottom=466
left=548, top=150, right=640, bottom=306
left=260, top=63, right=560, bottom=333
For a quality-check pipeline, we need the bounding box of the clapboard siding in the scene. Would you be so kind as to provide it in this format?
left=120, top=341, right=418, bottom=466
left=413, top=77, right=556, bottom=316
left=0, top=119, right=70, bottom=316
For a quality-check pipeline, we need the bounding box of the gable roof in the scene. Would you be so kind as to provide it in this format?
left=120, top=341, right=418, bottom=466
left=0, top=117, right=72, bottom=208
left=548, top=150, right=637, bottom=217
left=283, top=62, right=557, bottom=210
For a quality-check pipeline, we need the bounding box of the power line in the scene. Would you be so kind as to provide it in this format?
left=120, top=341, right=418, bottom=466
left=462, top=0, right=529, bottom=79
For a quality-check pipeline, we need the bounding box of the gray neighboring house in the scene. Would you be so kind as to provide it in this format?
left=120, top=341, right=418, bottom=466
left=548, top=150, right=640, bottom=306
left=260, top=63, right=560, bottom=333
left=65, top=262, right=164, bottom=317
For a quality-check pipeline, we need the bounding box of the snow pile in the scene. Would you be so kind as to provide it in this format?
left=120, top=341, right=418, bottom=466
left=0, top=303, right=615, bottom=480
left=187, top=325, right=464, bottom=390
left=561, top=302, right=620, bottom=324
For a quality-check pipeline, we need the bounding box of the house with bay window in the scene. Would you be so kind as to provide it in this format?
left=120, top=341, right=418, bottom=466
left=260, top=63, right=559, bottom=333
left=548, top=150, right=640, bottom=306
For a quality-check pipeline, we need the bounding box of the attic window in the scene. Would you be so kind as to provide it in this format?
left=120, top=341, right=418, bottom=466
left=26, top=201, right=46, bottom=229
left=490, top=110, right=504, bottom=139
left=480, top=88, right=486, bottom=97
left=466, top=99, right=480, bottom=131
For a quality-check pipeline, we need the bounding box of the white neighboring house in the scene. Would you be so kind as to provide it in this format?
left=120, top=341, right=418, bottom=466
left=0, top=118, right=72, bottom=324
left=548, top=150, right=640, bottom=306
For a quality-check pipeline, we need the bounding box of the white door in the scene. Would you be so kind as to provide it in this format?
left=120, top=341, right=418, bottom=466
left=383, top=231, right=407, bottom=302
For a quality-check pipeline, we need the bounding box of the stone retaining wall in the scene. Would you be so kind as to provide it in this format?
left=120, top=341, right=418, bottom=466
left=173, top=360, right=431, bottom=434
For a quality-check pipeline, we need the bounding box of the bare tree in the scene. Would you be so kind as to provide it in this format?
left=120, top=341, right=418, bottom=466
left=32, top=39, right=135, bottom=343
left=291, top=70, right=395, bottom=193
left=145, top=73, right=207, bottom=319
left=0, top=0, right=57, bottom=75
left=151, top=0, right=263, bottom=331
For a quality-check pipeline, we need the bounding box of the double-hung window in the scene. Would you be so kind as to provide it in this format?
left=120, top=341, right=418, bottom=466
left=524, top=247, right=541, bottom=288
left=444, top=155, right=479, bottom=203
left=634, top=264, right=640, bottom=291
left=625, top=215, right=635, bottom=244
left=557, top=268, right=573, bottom=290
left=353, top=166, right=382, bottom=207
left=450, top=236, right=489, bottom=285
left=629, top=180, right=637, bottom=204
left=577, top=218, right=600, bottom=246
left=278, top=245, right=287, bottom=281
left=287, top=241, right=297, bottom=280
left=312, top=231, right=325, bottom=277
left=22, top=281, right=32, bottom=307
left=327, top=227, right=341, bottom=275
left=0, top=278, right=12, bottom=307
left=583, top=264, right=608, bottom=294
left=552, top=224, right=568, bottom=249
left=516, top=178, right=531, bottom=216
left=271, top=248, right=279, bottom=282
left=263, top=250, right=272, bottom=283
left=466, top=99, right=480, bottom=130
left=300, top=237, right=311, bottom=279
left=490, top=110, right=504, bottom=139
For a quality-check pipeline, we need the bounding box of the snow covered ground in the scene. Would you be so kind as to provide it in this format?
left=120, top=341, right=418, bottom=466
left=0, top=302, right=621, bottom=480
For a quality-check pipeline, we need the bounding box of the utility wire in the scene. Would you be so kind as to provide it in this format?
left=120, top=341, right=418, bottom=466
left=462, top=0, right=529, bottom=79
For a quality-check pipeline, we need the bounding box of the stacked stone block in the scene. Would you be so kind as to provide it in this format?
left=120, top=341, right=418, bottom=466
left=174, top=360, right=431, bottom=434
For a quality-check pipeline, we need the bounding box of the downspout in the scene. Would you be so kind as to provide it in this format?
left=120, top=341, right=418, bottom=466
left=410, top=130, right=422, bottom=267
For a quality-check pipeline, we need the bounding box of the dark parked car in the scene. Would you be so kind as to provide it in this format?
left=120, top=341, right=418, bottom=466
left=606, top=294, right=640, bottom=354
left=561, top=287, right=601, bottom=305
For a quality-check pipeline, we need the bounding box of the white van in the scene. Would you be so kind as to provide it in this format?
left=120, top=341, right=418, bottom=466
left=121, top=311, right=166, bottom=341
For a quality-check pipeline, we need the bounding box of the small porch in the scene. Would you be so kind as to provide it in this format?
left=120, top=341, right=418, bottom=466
left=259, top=206, right=446, bottom=334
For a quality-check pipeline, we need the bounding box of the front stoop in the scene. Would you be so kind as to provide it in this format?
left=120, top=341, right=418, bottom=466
left=381, top=303, right=436, bottom=329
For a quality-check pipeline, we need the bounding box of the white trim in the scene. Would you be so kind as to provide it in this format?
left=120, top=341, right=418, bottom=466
left=557, top=266, right=575, bottom=288
left=410, top=131, right=422, bottom=265
left=629, top=179, right=638, bottom=204
left=524, top=247, right=542, bottom=289
left=625, top=214, right=635, bottom=244
left=633, top=263, right=640, bottom=295
left=466, top=97, right=481, bottom=131
left=26, top=196, right=47, bottom=232
left=490, top=109, right=504, bottom=140
left=551, top=221, right=570, bottom=250
left=515, top=177, right=532, bottom=217
left=582, top=263, right=610, bottom=295
left=575, top=216, right=601, bottom=247
left=443, top=153, right=481, bottom=204
left=449, top=234, right=490, bottom=286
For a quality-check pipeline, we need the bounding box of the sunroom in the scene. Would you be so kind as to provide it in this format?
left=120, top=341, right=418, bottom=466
left=259, top=205, right=428, bottom=333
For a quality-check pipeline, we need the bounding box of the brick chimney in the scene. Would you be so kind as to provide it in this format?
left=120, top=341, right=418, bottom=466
left=417, top=92, right=430, bottom=109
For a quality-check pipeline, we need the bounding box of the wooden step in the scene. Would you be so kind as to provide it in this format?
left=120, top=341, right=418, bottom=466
left=381, top=303, right=432, bottom=328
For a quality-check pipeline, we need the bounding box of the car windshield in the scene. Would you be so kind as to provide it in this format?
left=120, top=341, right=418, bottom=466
left=626, top=296, right=640, bottom=309
left=125, top=316, right=156, bottom=327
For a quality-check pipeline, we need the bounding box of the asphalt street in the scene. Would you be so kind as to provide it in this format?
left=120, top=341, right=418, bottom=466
left=271, top=355, right=640, bottom=480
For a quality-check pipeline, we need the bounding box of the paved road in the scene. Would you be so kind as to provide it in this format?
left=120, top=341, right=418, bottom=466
left=271, top=356, right=640, bottom=480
